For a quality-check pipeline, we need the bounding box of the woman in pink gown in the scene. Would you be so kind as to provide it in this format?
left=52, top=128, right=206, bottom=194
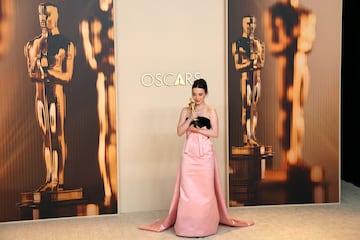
left=139, top=79, right=254, bottom=237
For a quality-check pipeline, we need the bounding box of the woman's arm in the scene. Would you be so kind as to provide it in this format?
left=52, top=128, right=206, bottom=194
left=177, top=107, right=196, bottom=136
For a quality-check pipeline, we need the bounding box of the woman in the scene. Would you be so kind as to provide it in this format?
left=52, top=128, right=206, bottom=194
left=138, top=79, right=254, bottom=237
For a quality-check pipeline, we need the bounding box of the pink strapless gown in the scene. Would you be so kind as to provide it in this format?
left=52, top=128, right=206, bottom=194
left=138, top=131, right=254, bottom=237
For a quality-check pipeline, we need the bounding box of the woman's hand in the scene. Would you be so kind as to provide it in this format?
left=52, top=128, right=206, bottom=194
left=189, top=125, right=196, bottom=132
left=190, top=111, right=198, bottom=122
left=189, top=125, right=200, bottom=133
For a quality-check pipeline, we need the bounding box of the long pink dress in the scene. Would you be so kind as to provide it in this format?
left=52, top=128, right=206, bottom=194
left=139, top=121, right=254, bottom=237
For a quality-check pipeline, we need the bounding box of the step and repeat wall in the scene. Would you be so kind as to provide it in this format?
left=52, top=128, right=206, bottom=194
left=0, top=0, right=341, bottom=223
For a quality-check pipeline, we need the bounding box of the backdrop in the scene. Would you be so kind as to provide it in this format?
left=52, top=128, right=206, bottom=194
left=0, top=0, right=117, bottom=222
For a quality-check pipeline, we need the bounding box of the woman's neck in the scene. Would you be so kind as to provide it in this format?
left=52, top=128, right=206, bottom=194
left=195, top=103, right=205, bottom=112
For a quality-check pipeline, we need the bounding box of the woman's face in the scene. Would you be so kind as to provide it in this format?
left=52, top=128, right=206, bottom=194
left=192, top=87, right=206, bottom=105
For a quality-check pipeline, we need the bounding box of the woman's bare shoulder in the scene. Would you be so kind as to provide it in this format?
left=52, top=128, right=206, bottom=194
left=180, top=105, right=191, bottom=116
left=206, top=104, right=217, bottom=113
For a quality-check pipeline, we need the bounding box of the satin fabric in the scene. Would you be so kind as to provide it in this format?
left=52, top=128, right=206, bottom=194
left=138, top=129, right=254, bottom=237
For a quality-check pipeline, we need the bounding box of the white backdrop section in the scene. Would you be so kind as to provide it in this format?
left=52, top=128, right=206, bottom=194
left=116, top=0, right=227, bottom=212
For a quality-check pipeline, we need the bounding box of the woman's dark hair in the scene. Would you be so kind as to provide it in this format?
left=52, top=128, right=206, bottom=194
left=192, top=78, right=208, bottom=93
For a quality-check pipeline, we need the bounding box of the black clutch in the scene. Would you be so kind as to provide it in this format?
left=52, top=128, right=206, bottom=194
left=190, top=116, right=211, bottom=129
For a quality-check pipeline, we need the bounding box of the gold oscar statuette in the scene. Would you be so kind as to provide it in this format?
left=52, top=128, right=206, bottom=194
left=189, top=98, right=195, bottom=112
left=188, top=98, right=199, bottom=127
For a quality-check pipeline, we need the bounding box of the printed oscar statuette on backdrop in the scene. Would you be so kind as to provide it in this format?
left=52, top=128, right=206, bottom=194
left=18, top=3, right=84, bottom=219
left=229, top=16, right=273, bottom=207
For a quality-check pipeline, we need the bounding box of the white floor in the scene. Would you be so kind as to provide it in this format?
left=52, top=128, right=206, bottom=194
left=0, top=181, right=359, bottom=240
